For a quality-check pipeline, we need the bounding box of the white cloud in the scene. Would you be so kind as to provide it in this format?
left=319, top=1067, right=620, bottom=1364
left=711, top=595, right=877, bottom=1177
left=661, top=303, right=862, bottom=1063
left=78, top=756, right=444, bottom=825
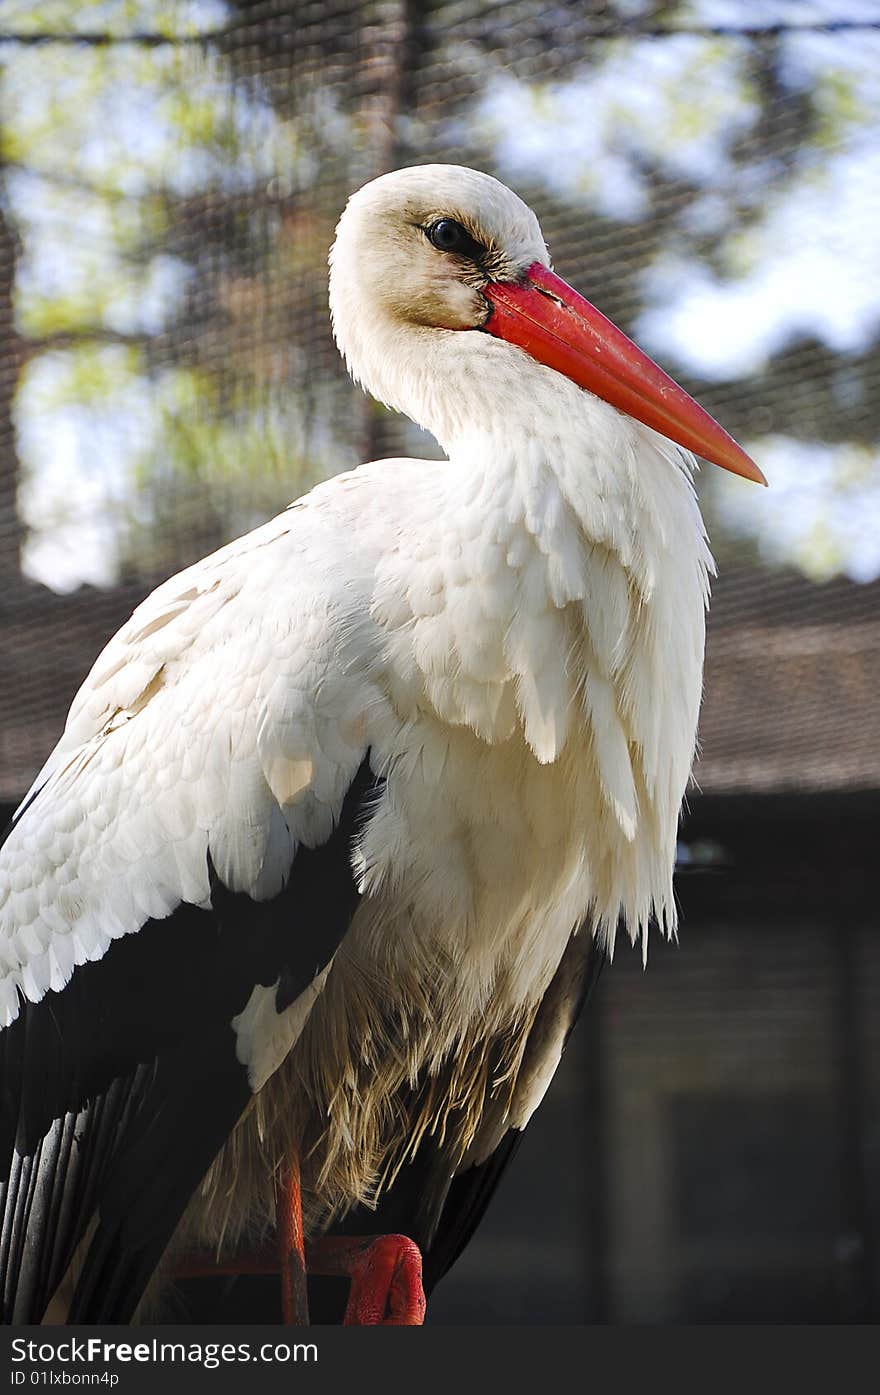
left=638, top=110, right=880, bottom=377
left=477, top=36, right=758, bottom=221
left=16, top=350, right=159, bottom=593
left=709, top=436, right=880, bottom=582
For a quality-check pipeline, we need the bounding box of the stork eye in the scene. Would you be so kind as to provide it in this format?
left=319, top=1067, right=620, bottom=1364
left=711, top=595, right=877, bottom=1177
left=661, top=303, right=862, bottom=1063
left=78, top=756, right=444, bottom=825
left=427, top=219, right=484, bottom=260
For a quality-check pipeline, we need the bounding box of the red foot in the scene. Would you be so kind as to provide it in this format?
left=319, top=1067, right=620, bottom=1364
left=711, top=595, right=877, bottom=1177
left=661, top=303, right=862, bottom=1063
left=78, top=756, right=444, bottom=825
left=305, top=1234, right=426, bottom=1325
left=343, top=1235, right=426, bottom=1326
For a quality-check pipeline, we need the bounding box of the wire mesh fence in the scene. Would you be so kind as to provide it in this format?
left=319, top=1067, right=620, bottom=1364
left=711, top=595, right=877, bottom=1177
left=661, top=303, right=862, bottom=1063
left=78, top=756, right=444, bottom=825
left=0, top=0, right=878, bottom=1323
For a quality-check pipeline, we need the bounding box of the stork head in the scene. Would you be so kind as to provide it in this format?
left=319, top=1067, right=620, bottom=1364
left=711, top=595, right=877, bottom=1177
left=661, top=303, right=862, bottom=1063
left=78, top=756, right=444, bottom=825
left=330, top=164, right=765, bottom=485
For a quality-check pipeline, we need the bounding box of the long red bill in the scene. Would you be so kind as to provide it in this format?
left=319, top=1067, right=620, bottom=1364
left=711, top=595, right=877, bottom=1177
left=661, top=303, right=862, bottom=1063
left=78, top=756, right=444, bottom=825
left=483, top=262, right=766, bottom=485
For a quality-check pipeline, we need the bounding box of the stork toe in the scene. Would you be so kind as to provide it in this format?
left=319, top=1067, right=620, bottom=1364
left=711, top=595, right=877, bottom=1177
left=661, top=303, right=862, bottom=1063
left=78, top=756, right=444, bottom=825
left=342, top=1235, right=426, bottom=1326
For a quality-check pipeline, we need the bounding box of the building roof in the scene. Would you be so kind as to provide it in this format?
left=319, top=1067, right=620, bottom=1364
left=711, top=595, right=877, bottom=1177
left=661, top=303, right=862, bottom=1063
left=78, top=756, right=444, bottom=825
left=696, top=569, right=880, bottom=795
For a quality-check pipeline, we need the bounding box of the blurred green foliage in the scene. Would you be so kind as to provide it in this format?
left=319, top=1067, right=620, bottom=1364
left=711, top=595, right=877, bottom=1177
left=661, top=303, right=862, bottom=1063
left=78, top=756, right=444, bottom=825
left=0, top=0, right=877, bottom=589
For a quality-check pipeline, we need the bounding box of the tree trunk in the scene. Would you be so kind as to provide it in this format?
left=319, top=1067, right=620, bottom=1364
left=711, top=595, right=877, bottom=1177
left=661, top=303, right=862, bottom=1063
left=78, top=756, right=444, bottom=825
left=0, top=170, right=25, bottom=588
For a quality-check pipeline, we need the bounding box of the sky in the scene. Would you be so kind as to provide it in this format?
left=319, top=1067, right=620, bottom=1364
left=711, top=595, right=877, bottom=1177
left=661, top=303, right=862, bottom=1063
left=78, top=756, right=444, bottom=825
left=1, top=0, right=879, bottom=589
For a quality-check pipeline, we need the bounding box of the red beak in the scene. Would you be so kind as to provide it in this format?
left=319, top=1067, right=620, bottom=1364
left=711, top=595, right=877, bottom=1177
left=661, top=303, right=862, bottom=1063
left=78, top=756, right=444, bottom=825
left=483, top=262, right=766, bottom=486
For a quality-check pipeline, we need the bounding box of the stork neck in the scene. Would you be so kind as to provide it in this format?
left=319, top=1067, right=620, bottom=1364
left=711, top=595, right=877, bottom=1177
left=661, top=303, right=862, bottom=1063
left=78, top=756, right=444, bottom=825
left=345, top=314, right=704, bottom=593
left=419, top=332, right=702, bottom=590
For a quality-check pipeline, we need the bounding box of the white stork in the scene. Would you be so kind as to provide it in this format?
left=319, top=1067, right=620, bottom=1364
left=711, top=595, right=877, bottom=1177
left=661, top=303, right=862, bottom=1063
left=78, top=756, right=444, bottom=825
left=0, top=165, right=764, bottom=1327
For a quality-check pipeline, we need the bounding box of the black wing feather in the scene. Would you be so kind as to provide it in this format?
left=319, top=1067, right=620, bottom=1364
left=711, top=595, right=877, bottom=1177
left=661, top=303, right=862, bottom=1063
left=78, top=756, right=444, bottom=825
left=0, top=755, right=379, bottom=1323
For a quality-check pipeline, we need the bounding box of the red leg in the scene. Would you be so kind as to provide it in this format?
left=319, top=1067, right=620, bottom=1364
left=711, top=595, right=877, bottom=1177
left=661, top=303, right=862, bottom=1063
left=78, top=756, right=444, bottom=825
left=274, top=1156, right=309, bottom=1325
